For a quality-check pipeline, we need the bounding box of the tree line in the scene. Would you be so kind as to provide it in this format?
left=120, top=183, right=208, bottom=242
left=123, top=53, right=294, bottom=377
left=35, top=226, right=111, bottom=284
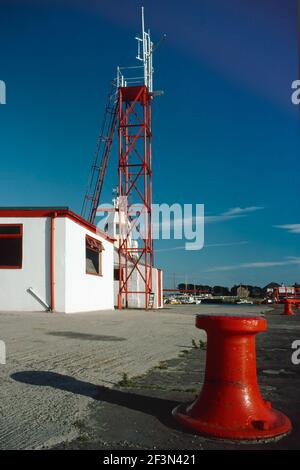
left=177, top=283, right=300, bottom=298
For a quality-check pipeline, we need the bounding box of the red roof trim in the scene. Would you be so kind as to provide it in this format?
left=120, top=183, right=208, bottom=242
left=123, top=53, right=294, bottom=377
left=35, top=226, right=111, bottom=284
left=0, top=209, right=115, bottom=244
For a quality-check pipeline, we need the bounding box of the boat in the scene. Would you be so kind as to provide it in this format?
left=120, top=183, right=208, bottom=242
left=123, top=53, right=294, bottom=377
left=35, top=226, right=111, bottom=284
left=236, top=299, right=254, bottom=305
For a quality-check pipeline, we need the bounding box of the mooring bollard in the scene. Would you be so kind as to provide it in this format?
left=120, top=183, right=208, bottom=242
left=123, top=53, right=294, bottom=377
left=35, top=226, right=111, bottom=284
left=172, top=314, right=292, bottom=440
left=283, top=299, right=295, bottom=316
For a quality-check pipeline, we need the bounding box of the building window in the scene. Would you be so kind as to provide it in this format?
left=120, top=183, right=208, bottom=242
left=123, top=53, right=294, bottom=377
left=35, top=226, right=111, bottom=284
left=114, top=268, right=120, bottom=281
left=86, top=235, right=104, bottom=276
left=0, top=224, right=23, bottom=268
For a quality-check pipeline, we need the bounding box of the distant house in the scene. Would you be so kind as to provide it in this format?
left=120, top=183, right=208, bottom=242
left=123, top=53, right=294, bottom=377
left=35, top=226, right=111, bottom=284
left=237, top=285, right=250, bottom=298
left=263, top=282, right=281, bottom=292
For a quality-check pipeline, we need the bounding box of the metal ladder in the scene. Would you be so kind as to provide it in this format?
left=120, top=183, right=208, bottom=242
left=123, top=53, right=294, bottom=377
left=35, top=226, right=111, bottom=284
left=81, top=83, right=119, bottom=224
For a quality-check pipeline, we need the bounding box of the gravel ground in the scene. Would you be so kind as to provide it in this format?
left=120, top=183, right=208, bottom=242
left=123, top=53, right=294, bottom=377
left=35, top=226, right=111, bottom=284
left=53, top=305, right=300, bottom=450
left=0, top=304, right=270, bottom=449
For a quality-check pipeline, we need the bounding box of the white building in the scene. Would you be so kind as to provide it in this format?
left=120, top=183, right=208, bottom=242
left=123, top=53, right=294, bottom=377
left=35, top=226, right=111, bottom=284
left=0, top=207, right=114, bottom=313
left=103, top=202, right=163, bottom=309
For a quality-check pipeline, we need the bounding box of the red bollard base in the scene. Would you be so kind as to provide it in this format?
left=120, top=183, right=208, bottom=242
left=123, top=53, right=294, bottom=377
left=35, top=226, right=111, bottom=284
left=172, top=314, right=292, bottom=441
left=282, top=301, right=295, bottom=316
left=172, top=402, right=291, bottom=441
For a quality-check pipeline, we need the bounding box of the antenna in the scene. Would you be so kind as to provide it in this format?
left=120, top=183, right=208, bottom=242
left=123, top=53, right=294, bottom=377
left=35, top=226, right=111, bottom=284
left=117, top=6, right=166, bottom=92
left=135, top=6, right=153, bottom=91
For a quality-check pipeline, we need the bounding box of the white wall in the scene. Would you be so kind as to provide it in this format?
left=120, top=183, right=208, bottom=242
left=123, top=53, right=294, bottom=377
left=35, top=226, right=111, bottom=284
left=53, top=217, right=66, bottom=313
left=113, top=254, right=163, bottom=309
left=0, top=215, right=114, bottom=313
left=127, top=266, right=163, bottom=309
left=59, top=218, right=114, bottom=313
left=0, top=217, right=50, bottom=311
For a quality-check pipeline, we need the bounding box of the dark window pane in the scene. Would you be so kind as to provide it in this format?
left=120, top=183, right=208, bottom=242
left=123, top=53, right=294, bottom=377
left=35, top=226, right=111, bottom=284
left=86, top=247, right=100, bottom=274
left=0, top=238, right=22, bottom=267
left=114, top=268, right=120, bottom=281
left=0, top=225, right=21, bottom=235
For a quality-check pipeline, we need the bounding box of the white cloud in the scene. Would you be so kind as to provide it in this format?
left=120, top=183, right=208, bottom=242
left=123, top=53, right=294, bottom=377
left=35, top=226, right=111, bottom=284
left=206, top=241, right=249, bottom=248
left=204, top=257, right=300, bottom=273
left=274, top=224, right=300, bottom=234
left=222, top=206, right=264, bottom=217
left=156, top=240, right=249, bottom=253
left=154, top=205, right=264, bottom=231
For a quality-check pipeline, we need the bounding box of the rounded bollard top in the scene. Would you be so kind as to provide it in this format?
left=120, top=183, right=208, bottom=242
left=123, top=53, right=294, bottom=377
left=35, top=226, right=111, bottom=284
left=195, top=313, right=266, bottom=333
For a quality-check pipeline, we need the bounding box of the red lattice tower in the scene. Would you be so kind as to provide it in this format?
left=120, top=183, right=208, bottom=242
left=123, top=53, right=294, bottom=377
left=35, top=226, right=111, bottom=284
left=117, top=85, right=153, bottom=309
left=82, top=7, right=164, bottom=310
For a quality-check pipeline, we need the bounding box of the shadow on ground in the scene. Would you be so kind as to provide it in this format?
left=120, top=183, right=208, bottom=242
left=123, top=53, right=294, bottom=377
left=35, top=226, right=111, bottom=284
left=46, top=331, right=126, bottom=341
left=11, top=370, right=184, bottom=433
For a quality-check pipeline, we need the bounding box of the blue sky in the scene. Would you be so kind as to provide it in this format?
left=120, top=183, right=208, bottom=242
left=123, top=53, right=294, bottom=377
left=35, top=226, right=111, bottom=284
left=0, top=0, right=299, bottom=287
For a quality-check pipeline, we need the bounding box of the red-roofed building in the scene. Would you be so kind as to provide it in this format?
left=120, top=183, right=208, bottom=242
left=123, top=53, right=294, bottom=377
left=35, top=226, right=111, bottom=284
left=0, top=208, right=115, bottom=313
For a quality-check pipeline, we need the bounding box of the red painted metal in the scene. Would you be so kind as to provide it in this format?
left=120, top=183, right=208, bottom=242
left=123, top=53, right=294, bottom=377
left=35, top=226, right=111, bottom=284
left=50, top=213, right=56, bottom=312
left=273, top=286, right=300, bottom=304
left=284, top=298, right=300, bottom=304
left=283, top=298, right=300, bottom=315
left=158, top=269, right=162, bottom=308
left=0, top=209, right=66, bottom=218
left=117, top=85, right=153, bottom=310
left=172, top=314, right=292, bottom=440
left=283, top=300, right=294, bottom=316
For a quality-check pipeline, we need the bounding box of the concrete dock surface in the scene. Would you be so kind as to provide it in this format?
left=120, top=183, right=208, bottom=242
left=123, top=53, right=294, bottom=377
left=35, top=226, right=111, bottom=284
left=0, top=304, right=298, bottom=449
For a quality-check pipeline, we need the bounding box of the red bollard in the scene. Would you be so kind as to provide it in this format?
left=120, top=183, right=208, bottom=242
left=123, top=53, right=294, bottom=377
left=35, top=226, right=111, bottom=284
left=172, top=314, right=292, bottom=440
left=283, top=300, right=295, bottom=316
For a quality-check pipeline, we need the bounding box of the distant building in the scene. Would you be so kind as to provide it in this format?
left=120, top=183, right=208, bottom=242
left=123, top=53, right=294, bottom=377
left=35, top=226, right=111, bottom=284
left=237, top=285, right=250, bottom=298
left=263, top=282, right=281, bottom=292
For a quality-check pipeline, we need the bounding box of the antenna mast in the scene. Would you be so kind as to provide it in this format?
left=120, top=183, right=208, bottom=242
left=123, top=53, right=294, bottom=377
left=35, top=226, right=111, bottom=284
left=116, top=6, right=165, bottom=92
left=136, top=6, right=154, bottom=92
left=117, top=7, right=161, bottom=310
